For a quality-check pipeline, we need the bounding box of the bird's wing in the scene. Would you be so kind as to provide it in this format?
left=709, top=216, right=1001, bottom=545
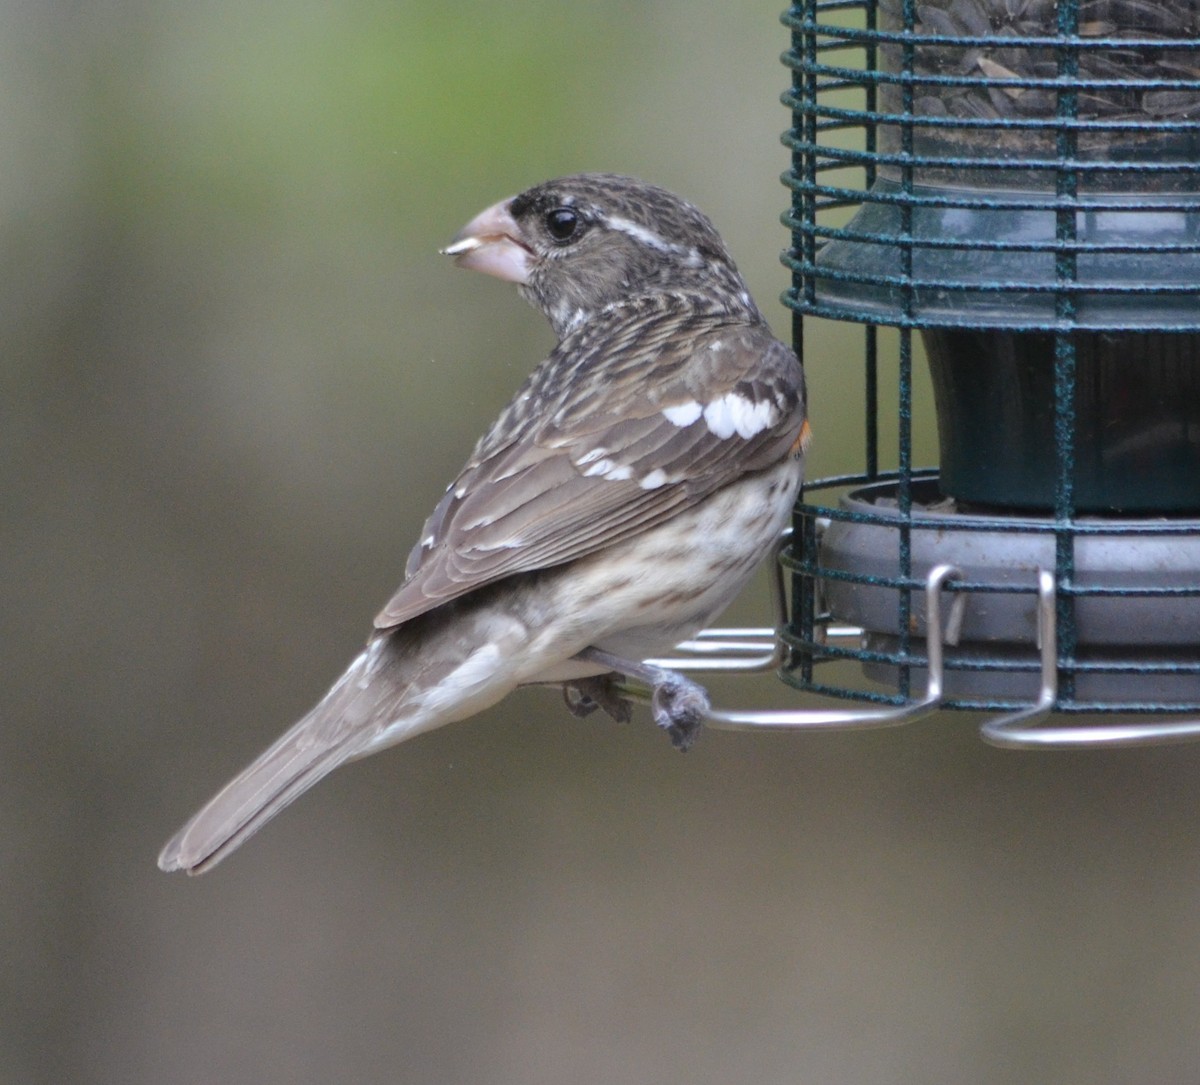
left=374, top=296, right=806, bottom=630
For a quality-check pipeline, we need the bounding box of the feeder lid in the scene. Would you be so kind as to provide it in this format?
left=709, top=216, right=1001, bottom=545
left=811, top=179, right=1200, bottom=330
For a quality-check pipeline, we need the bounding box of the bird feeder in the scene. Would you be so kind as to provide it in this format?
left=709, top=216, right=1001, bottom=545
left=778, top=0, right=1200, bottom=744
left=659, top=0, right=1200, bottom=746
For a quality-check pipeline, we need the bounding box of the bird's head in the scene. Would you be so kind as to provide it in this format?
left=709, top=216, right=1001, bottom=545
left=443, top=173, right=756, bottom=337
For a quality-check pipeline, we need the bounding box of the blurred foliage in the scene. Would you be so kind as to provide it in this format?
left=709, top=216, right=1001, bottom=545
left=3, top=3, right=1199, bottom=1084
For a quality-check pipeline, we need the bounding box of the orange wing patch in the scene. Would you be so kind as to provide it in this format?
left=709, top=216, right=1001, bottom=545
left=790, top=418, right=813, bottom=457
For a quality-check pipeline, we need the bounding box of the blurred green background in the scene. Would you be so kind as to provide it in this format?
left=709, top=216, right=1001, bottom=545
left=4, top=2, right=1199, bottom=1083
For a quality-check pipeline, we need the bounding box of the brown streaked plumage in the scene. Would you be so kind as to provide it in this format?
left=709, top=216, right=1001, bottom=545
left=158, top=173, right=808, bottom=875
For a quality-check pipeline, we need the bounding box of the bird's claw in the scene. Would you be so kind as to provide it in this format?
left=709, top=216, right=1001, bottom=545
left=650, top=673, right=709, bottom=752
left=569, top=647, right=710, bottom=751
left=562, top=675, right=633, bottom=724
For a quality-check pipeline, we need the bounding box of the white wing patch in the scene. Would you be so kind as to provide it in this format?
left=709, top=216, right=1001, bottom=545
left=574, top=446, right=634, bottom=482
left=703, top=392, right=778, bottom=440
left=665, top=395, right=779, bottom=440
left=662, top=401, right=703, bottom=427
left=582, top=458, right=633, bottom=481
left=568, top=391, right=780, bottom=491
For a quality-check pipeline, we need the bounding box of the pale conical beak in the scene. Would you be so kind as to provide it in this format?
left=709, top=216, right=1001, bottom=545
left=441, top=197, right=533, bottom=284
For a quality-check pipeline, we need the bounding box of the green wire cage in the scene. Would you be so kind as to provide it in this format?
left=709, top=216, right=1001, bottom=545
left=658, top=0, right=1200, bottom=746
left=777, top=0, right=1200, bottom=744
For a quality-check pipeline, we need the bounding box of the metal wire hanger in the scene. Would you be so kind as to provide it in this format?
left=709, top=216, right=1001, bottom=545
left=619, top=536, right=1200, bottom=747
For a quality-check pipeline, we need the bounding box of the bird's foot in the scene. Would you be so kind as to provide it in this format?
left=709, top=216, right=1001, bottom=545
left=570, top=646, right=710, bottom=751
left=650, top=671, right=709, bottom=751
left=562, top=675, right=633, bottom=724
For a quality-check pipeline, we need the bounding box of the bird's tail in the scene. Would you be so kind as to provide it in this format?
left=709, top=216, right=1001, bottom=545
left=158, top=634, right=442, bottom=875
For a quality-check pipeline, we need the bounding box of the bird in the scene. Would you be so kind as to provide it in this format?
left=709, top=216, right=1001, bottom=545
left=158, top=173, right=809, bottom=875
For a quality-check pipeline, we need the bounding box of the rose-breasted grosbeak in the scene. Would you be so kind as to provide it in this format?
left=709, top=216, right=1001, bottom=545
left=159, top=173, right=809, bottom=874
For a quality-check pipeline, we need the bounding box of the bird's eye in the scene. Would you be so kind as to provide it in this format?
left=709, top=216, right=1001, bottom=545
left=545, top=207, right=581, bottom=243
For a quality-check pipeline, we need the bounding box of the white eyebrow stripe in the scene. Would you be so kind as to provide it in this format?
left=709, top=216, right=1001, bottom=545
left=604, top=215, right=673, bottom=252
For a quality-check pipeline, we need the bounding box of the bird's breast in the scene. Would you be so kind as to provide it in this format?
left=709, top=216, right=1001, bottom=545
left=523, top=456, right=804, bottom=680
